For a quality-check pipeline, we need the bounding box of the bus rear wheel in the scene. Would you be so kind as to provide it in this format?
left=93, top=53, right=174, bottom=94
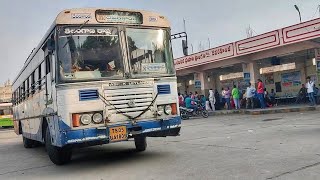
left=45, top=126, right=72, bottom=165
left=134, top=136, right=147, bottom=152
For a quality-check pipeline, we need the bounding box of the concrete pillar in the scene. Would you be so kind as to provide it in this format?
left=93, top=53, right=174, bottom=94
left=195, top=72, right=210, bottom=96
left=243, top=62, right=260, bottom=86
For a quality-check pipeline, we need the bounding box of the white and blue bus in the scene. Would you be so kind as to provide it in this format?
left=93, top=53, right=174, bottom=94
left=12, top=8, right=181, bottom=165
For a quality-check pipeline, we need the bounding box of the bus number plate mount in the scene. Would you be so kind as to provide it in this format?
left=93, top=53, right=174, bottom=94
left=109, top=126, right=128, bottom=142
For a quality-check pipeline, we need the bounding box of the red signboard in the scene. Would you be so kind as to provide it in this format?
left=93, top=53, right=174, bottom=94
left=174, top=18, right=320, bottom=71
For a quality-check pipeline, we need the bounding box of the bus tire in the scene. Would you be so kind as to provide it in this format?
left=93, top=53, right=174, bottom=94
left=45, top=126, right=72, bottom=165
left=134, top=136, right=147, bottom=152
left=23, top=136, right=34, bottom=148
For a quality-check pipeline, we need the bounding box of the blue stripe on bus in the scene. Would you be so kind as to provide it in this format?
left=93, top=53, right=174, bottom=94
left=59, top=116, right=181, bottom=146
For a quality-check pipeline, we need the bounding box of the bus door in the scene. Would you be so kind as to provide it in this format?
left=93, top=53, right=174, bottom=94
left=45, top=55, right=53, bottom=108
left=44, top=37, right=56, bottom=110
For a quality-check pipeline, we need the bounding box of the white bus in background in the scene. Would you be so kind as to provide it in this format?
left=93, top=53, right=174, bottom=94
left=12, top=8, right=181, bottom=165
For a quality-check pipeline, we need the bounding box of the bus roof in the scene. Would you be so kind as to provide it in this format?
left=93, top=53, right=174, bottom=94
left=13, top=8, right=170, bottom=88
left=55, top=8, right=170, bottom=27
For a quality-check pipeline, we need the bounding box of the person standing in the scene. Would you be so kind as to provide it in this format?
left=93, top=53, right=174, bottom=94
left=178, top=93, right=184, bottom=107
left=208, top=89, right=216, bottom=111
left=221, top=88, right=226, bottom=109
left=232, top=85, right=240, bottom=109
left=257, top=79, right=266, bottom=109
left=246, top=83, right=256, bottom=109
left=306, top=76, right=315, bottom=106
left=313, top=84, right=319, bottom=104
left=214, top=89, right=221, bottom=110
left=224, top=87, right=231, bottom=110
left=194, top=91, right=199, bottom=101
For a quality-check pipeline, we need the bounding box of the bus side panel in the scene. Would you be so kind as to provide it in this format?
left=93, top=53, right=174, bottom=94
left=13, top=120, right=20, bottom=135
left=13, top=105, right=20, bottom=134
left=30, top=91, right=42, bottom=141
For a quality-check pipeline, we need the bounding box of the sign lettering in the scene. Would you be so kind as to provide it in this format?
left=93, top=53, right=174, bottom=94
left=174, top=44, right=234, bottom=70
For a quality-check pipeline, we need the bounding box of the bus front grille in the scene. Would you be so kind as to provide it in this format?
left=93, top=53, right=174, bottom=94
left=103, top=87, right=154, bottom=121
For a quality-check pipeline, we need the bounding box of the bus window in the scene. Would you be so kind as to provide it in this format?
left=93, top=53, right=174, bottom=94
left=38, top=63, right=43, bottom=90
left=57, top=27, right=123, bottom=82
left=26, top=78, right=30, bottom=98
left=46, top=56, right=51, bottom=75
left=31, top=71, right=35, bottom=95
left=35, top=67, right=39, bottom=91
left=22, top=82, right=26, bottom=101
left=126, top=28, right=174, bottom=76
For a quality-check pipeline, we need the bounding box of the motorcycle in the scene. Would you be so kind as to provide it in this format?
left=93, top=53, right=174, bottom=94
left=179, top=102, right=209, bottom=120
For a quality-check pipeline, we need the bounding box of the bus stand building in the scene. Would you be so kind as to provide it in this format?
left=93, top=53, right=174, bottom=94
left=175, top=18, right=320, bottom=98
left=0, top=80, right=12, bottom=103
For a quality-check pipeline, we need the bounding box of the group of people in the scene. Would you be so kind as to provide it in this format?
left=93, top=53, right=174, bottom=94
left=296, top=76, right=319, bottom=106
left=178, top=91, right=208, bottom=111
left=219, top=79, right=276, bottom=110
left=178, top=76, right=319, bottom=112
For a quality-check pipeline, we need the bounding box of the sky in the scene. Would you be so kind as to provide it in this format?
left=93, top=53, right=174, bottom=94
left=0, top=0, right=319, bottom=84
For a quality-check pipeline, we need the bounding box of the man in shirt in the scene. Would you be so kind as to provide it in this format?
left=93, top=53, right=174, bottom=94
left=257, top=79, right=266, bottom=109
left=185, top=96, right=197, bottom=111
left=306, top=76, right=315, bottom=106
left=246, top=83, right=256, bottom=109
left=232, top=85, right=240, bottom=109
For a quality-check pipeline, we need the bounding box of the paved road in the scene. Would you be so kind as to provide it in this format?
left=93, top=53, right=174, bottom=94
left=0, top=112, right=320, bottom=180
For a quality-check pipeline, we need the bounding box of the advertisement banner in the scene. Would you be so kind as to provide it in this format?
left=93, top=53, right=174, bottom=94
left=195, top=80, right=201, bottom=88
left=281, top=71, right=301, bottom=87
left=264, top=74, right=274, bottom=85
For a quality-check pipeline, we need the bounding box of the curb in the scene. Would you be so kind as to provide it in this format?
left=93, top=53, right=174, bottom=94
left=209, top=106, right=318, bottom=116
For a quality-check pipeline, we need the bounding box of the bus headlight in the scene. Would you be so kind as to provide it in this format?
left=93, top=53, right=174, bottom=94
left=80, top=114, right=92, bottom=125
left=92, top=113, right=103, bottom=124
left=157, top=106, right=163, bottom=116
left=164, top=105, right=172, bottom=115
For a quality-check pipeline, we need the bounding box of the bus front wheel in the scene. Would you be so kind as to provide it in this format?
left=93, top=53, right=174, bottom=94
left=134, top=136, right=147, bottom=152
left=45, top=126, right=72, bottom=165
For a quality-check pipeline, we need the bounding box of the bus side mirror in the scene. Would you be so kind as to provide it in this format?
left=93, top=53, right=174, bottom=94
left=47, top=39, right=55, bottom=51
left=182, top=40, right=188, bottom=56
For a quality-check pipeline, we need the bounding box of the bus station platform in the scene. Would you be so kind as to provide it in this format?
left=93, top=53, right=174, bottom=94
left=208, top=104, right=320, bottom=116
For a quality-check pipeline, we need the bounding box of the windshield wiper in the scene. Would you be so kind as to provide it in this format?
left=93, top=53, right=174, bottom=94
left=62, top=19, right=90, bottom=48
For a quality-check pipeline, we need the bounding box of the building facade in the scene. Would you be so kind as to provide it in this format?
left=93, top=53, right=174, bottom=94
left=175, top=18, right=320, bottom=98
left=0, top=80, right=12, bottom=103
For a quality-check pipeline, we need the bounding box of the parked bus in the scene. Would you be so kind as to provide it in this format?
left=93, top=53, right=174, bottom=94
left=0, top=103, right=13, bottom=128
left=12, top=8, right=181, bottom=165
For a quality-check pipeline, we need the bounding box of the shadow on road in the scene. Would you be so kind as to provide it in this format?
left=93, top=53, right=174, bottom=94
left=0, top=140, right=166, bottom=177
left=70, top=144, right=164, bottom=165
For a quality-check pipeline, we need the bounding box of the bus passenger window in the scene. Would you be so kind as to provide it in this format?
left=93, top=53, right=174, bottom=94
left=38, top=63, right=42, bottom=90
left=46, top=56, right=51, bottom=75
left=31, top=71, right=35, bottom=95
left=26, top=78, right=30, bottom=98
left=21, top=83, right=25, bottom=101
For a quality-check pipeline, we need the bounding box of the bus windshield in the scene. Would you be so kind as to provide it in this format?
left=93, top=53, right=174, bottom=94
left=58, top=26, right=124, bottom=82
left=126, top=28, right=175, bottom=77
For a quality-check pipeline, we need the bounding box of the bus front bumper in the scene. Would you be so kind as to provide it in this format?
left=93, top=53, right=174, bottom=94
left=58, top=116, right=181, bottom=147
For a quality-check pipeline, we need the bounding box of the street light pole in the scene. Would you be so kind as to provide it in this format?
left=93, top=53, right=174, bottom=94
left=294, top=5, right=302, bottom=23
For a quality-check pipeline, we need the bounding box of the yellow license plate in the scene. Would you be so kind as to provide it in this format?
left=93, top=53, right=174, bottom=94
left=109, top=126, right=128, bottom=142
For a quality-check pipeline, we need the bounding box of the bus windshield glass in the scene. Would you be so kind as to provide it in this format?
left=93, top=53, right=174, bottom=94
left=58, top=26, right=123, bottom=82
left=126, top=28, right=174, bottom=76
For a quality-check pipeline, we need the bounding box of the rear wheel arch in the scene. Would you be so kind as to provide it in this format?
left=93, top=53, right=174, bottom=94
left=42, top=117, right=48, bottom=141
left=18, top=121, right=22, bottom=134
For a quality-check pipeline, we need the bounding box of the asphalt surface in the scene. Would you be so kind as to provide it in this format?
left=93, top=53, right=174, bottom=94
left=0, top=112, right=320, bottom=180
